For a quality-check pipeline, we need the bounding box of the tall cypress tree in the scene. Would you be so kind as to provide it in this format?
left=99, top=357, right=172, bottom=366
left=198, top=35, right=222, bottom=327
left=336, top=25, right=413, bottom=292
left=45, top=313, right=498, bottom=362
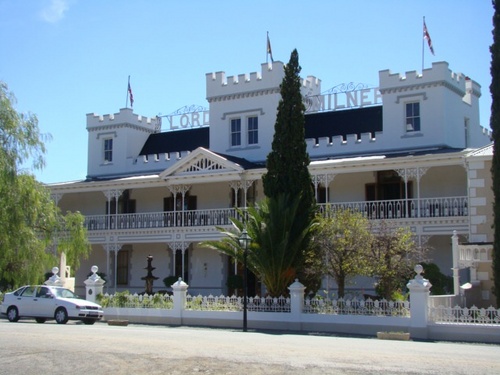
left=491, top=0, right=500, bottom=307
left=262, top=49, right=314, bottom=211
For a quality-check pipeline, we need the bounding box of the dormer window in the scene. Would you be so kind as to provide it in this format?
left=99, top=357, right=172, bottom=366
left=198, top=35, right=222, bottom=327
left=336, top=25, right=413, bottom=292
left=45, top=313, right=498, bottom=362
left=405, top=102, right=420, bottom=132
left=104, top=138, right=113, bottom=163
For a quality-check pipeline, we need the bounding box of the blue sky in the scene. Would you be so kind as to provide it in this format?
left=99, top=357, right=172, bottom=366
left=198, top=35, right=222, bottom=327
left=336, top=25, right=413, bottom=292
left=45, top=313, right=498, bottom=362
left=0, top=0, right=494, bottom=183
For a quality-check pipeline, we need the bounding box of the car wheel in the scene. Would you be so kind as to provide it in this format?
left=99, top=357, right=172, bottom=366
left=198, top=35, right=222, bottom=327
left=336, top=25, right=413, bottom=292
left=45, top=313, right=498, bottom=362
left=35, top=318, right=46, bottom=324
left=6, top=306, right=19, bottom=322
left=82, top=319, right=96, bottom=325
left=54, top=307, right=68, bottom=324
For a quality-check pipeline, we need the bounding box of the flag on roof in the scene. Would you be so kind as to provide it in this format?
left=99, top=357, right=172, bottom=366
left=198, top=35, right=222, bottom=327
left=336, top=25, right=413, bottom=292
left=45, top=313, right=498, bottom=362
left=128, top=76, right=134, bottom=108
left=267, top=32, right=274, bottom=63
left=423, top=19, right=435, bottom=55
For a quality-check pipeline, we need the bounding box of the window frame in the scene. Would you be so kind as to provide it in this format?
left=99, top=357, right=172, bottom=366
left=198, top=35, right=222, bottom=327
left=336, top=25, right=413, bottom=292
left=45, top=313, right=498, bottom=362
left=405, top=102, right=421, bottom=132
left=230, top=118, right=242, bottom=147
left=103, top=138, right=113, bottom=163
left=247, top=116, right=258, bottom=145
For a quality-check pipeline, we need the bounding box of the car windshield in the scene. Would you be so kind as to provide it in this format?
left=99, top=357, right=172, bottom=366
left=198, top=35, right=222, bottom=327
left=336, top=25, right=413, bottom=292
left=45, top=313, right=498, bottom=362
left=52, top=288, right=78, bottom=299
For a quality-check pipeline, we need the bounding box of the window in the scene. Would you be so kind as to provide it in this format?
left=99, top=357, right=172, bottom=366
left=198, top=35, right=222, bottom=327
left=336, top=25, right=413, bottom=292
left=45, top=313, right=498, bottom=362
left=105, top=190, right=136, bottom=215
left=365, top=171, right=413, bottom=201
left=104, top=138, right=113, bottom=162
left=230, top=118, right=241, bottom=146
left=164, top=192, right=197, bottom=211
left=117, top=250, right=129, bottom=285
left=405, top=102, right=420, bottom=132
left=317, top=186, right=327, bottom=204
left=20, top=286, right=36, bottom=297
left=248, top=116, right=258, bottom=145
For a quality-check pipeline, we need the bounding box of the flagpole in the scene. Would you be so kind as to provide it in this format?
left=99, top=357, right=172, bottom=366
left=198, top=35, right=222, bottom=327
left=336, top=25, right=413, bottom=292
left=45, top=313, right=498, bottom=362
left=422, top=17, right=425, bottom=73
left=126, top=76, right=130, bottom=108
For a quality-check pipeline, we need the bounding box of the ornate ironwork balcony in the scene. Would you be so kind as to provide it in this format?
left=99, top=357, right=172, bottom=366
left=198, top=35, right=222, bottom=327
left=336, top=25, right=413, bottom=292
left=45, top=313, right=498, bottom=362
left=83, top=196, right=468, bottom=231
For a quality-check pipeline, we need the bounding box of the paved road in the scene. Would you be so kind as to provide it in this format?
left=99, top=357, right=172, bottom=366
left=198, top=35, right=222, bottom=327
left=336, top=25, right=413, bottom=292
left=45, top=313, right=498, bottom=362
left=0, top=319, right=499, bottom=374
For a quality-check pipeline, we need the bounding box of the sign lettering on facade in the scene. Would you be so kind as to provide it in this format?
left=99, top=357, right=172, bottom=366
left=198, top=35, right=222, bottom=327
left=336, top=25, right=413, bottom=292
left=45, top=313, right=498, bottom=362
left=163, top=88, right=381, bottom=130
left=165, top=111, right=210, bottom=130
left=305, top=87, right=382, bottom=113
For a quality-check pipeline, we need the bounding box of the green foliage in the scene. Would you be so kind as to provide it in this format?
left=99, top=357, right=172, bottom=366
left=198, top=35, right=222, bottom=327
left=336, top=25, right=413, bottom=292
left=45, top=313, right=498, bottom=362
left=57, top=211, right=92, bottom=273
left=97, top=290, right=173, bottom=309
left=369, top=221, right=423, bottom=299
left=491, top=0, right=500, bottom=307
left=0, top=82, right=49, bottom=173
left=262, top=49, right=315, bottom=216
left=312, top=209, right=372, bottom=298
left=421, top=262, right=453, bottom=295
left=203, top=194, right=318, bottom=297
left=0, top=82, right=91, bottom=288
left=0, top=171, right=58, bottom=288
left=163, top=275, right=178, bottom=288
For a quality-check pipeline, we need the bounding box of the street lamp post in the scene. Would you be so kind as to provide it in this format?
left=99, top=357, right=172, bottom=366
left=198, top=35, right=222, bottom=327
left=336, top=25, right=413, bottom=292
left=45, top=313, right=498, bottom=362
left=239, top=229, right=251, bottom=332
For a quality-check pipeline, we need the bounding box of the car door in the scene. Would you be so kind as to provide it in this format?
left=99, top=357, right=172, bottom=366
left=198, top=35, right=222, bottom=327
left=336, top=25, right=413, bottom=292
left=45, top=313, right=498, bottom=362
left=33, top=286, right=55, bottom=318
left=16, top=286, right=37, bottom=317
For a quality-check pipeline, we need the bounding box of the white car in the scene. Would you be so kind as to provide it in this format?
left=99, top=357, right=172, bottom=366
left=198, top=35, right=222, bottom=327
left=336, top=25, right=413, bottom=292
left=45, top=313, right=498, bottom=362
left=1, top=285, right=103, bottom=325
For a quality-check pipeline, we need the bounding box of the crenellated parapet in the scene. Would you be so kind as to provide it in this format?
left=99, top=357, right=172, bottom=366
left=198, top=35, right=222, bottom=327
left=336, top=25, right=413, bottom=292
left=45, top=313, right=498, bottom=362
left=86, top=108, right=159, bottom=133
left=206, top=61, right=284, bottom=101
left=306, top=132, right=382, bottom=151
left=379, top=61, right=468, bottom=97
left=206, top=61, right=321, bottom=101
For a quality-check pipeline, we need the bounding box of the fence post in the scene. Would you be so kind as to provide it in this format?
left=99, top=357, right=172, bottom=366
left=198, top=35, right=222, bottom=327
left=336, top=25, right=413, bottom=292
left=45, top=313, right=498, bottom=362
left=44, top=267, right=63, bottom=287
left=84, top=265, right=106, bottom=303
left=451, top=230, right=460, bottom=295
left=172, top=277, right=188, bottom=325
left=288, top=279, right=305, bottom=330
left=407, top=264, right=432, bottom=340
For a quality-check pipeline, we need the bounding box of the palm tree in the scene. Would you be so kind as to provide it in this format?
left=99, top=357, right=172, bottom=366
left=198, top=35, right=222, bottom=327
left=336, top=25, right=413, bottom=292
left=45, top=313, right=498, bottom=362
left=203, top=194, right=317, bottom=297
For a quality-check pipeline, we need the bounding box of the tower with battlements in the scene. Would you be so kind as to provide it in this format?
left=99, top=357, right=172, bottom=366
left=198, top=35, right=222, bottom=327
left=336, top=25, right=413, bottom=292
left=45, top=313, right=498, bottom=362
left=86, top=108, right=159, bottom=179
left=206, top=61, right=321, bottom=162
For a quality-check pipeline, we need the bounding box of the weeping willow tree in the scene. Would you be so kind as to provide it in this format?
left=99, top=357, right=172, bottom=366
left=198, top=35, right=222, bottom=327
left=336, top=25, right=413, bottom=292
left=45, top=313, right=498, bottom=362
left=0, top=82, right=91, bottom=289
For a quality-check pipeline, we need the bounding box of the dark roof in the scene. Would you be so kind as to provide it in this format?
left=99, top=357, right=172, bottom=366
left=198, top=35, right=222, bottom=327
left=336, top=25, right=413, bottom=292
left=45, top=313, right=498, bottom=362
left=140, top=106, right=383, bottom=156
left=309, top=146, right=465, bottom=163
left=139, top=127, right=209, bottom=155
left=305, top=106, right=383, bottom=140
left=212, top=152, right=264, bottom=170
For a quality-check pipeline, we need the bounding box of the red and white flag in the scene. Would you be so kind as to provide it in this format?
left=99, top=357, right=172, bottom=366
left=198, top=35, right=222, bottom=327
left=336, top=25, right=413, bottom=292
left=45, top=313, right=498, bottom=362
left=128, top=76, right=134, bottom=108
left=423, top=20, right=435, bottom=55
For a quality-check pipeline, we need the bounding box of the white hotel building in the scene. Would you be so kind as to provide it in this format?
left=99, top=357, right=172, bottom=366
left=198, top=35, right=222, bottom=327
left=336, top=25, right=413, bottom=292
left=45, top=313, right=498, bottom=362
left=49, top=60, right=494, bottom=304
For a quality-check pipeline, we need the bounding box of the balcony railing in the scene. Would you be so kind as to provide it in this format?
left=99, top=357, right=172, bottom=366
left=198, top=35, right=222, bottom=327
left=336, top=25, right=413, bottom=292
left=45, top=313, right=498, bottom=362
left=84, top=207, right=243, bottom=231
left=319, top=196, right=468, bottom=220
left=83, top=196, right=468, bottom=231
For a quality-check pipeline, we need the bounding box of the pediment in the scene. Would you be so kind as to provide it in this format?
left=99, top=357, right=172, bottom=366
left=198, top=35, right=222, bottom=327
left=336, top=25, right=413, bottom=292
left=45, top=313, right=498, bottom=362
left=159, top=147, right=244, bottom=179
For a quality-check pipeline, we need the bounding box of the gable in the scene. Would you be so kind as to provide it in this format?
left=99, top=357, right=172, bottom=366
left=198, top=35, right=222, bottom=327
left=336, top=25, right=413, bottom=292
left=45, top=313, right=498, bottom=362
left=159, top=147, right=245, bottom=181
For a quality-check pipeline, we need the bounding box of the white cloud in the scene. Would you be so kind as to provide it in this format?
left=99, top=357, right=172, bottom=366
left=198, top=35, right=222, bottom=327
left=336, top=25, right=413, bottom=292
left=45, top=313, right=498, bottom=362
left=39, top=0, right=70, bottom=23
